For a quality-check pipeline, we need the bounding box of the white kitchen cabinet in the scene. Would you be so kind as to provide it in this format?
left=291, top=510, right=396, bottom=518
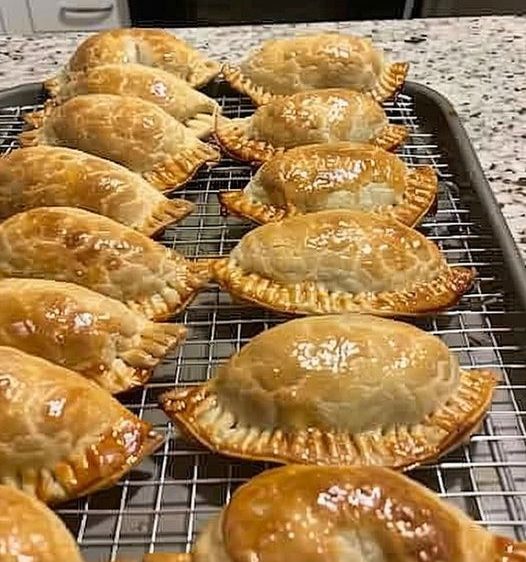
left=0, top=0, right=129, bottom=33
left=0, top=0, right=34, bottom=33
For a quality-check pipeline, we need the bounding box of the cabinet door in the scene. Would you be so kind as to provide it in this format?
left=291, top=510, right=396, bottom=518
left=0, top=0, right=33, bottom=32
left=28, top=0, right=129, bottom=32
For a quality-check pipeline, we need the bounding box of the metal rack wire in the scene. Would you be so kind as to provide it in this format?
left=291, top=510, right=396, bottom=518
left=0, top=84, right=525, bottom=561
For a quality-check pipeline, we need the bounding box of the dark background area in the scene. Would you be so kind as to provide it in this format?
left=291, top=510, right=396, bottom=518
left=128, top=0, right=421, bottom=26
left=128, top=0, right=524, bottom=26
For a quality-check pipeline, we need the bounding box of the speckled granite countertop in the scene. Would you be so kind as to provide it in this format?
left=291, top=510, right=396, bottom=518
left=0, top=16, right=524, bottom=259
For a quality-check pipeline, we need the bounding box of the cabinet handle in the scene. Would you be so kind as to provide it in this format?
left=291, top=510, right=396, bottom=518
left=60, top=4, right=114, bottom=14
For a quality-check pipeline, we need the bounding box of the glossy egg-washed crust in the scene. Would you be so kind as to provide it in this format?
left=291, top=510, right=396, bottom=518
left=215, top=90, right=407, bottom=164
left=219, top=143, right=437, bottom=227
left=0, top=278, right=187, bottom=394
left=48, top=28, right=220, bottom=89
left=0, top=484, right=83, bottom=559
left=161, top=315, right=496, bottom=469
left=223, top=61, right=409, bottom=106
left=173, top=465, right=526, bottom=562
left=211, top=210, right=475, bottom=316
left=20, top=94, right=220, bottom=191
left=0, top=146, right=193, bottom=235
left=46, top=63, right=220, bottom=137
left=222, top=32, right=408, bottom=104
left=0, top=347, right=163, bottom=505
left=0, top=207, right=210, bottom=320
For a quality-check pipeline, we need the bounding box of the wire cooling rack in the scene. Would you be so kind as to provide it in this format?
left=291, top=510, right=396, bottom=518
left=1, top=84, right=526, bottom=561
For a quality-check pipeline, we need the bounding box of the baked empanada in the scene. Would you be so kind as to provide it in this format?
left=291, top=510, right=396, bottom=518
left=161, top=315, right=496, bottom=468
left=0, top=484, right=83, bottom=558
left=223, top=32, right=408, bottom=105
left=0, top=346, right=162, bottom=504
left=47, top=63, right=220, bottom=138
left=20, top=94, right=220, bottom=191
left=172, top=465, right=526, bottom=562
left=0, top=278, right=186, bottom=394
left=211, top=209, right=475, bottom=316
left=49, top=28, right=220, bottom=89
left=0, top=147, right=193, bottom=235
left=220, top=142, right=437, bottom=226
left=215, top=89, right=407, bottom=163
left=0, top=207, right=210, bottom=320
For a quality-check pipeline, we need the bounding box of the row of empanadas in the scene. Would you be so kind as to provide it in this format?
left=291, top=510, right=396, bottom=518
left=0, top=146, right=192, bottom=234
left=0, top=278, right=186, bottom=394
left=215, top=89, right=408, bottom=164
left=220, top=142, right=437, bottom=227
left=0, top=206, right=209, bottom=320
left=211, top=209, right=474, bottom=316
left=224, top=32, right=409, bottom=104
left=145, top=466, right=526, bottom=562
left=21, top=94, right=220, bottom=191
left=161, top=314, right=496, bottom=469
left=51, top=29, right=407, bottom=103
left=0, top=346, right=162, bottom=504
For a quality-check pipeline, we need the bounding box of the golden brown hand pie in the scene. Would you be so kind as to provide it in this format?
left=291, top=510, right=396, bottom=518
left=161, top=314, right=496, bottom=468
left=173, top=465, right=526, bottom=562
left=0, top=207, right=210, bottom=320
left=50, top=28, right=220, bottom=88
left=0, top=147, right=193, bottom=234
left=47, top=63, right=220, bottom=138
left=215, top=89, right=407, bottom=163
left=0, top=278, right=186, bottom=394
left=211, top=209, right=475, bottom=316
left=220, top=142, right=437, bottom=227
left=0, top=484, right=84, bottom=559
left=0, top=346, right=163, bottom=504
left=223, top=32, right=408, bottom=105
left=20, top=94, right=220, bottom=191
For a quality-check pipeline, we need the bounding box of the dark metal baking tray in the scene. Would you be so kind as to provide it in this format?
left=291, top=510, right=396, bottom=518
left=0, top=80, right=525, bottom=561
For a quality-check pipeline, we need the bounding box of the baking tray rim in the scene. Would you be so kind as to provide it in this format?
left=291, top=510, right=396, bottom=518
left=0, top=79, right=524, bottom=311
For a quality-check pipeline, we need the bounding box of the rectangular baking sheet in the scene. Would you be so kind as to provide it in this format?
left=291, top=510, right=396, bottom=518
left=0, top=80, right=525, bottom=560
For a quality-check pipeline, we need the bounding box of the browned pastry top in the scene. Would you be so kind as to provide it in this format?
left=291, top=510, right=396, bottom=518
left=193, top=465, right=523, bottom=562
left=240, top=33, right=385, bottom=94
left=0, top=146, right=188, bottom=226
left=0, top=206, right=207, bottom=319
left=230, top=209, right=445, bottom=293
left=65, top=28, right=220, bottom=86
left=211, top=314, right=458, bottom=433
left=250, top=142, right=407, bottom=210
left=0, top=346, right=162, bottom=503
left=0, top=484, right=83, bottom=560
left=52, top=63, right=219, bottom=124
left=247, top=89, right=388, bottom=148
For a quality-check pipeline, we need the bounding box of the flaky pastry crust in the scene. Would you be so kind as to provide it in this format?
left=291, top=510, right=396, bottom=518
left=0, top=484, right=83, bottom=558
left=215, top=89, right=407, bottom=163
left=0, top=146, right=193, bottom=234
left=0, top=347, right=162, bottom=504
left=46, top=63, right=220, bottom=138
left=219, top=142, right=437, bottom=226
left=20, top=94, right=220, bottom=191
left=161, top=315, right=496, bottom=469
left=49, top=28, right=220, bottom=89
left=0, top=278, right=186, bottom=394
left=188, top=465, right=526, bottom=562
left=223, top=33, right=408, bottom=104
left=211, top=210, right=475, bottom=316
left=0, top=207, right=210, bottom=320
